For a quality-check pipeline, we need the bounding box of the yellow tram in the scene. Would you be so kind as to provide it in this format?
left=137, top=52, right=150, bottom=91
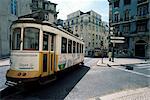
left=6, top=18, right=84, bottom=86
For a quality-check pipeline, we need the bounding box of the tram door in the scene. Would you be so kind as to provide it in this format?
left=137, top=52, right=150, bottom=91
left=41, top=33, right=55, bottom=77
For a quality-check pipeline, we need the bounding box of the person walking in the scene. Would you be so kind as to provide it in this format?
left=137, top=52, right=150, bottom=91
left=108, top=49, right=112, bottom=61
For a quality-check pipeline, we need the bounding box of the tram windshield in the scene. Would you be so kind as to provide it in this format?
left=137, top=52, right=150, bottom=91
left=23, top=27, right=39, bottom=50
left=12, top=28, right=21, bottom=50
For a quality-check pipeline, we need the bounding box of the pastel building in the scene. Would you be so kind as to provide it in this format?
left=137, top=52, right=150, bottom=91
left=108, top=0, right=150, bottom=58
left=64, top=10, right=109, bottom=56
left=0, top=0, right=58, bottom=58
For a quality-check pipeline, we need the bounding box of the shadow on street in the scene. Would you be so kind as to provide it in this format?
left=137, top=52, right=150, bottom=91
left=1, top=65, right=90, bottom=100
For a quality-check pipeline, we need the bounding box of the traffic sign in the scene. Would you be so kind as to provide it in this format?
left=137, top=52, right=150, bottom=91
left=110, top=40, right=125, bottom=43
left=110, top=36, right=125, bottom=40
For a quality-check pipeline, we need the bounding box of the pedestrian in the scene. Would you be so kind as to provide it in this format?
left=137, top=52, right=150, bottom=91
left=108, top=50, right=112, bottom=61
left=112, top=48, right=114, bottom=62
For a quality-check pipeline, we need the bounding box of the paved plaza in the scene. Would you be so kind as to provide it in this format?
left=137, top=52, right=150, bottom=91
left=0, top=58, right=149, bottom=100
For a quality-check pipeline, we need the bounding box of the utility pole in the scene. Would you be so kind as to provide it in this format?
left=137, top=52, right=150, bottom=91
left=101, top=41, right=104, bottom=64
left=112, top=42, right=115, bottom=62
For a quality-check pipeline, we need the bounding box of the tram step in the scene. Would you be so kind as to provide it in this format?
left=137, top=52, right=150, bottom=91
left=5, top=81, right=17, bottom=87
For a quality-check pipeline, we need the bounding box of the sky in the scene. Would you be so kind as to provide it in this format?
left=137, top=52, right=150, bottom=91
left=50, top=0, right=109, bottom=22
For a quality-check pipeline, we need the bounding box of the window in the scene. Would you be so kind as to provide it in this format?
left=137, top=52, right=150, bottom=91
left=73, top=41, right=76, bottom=53
left=138, top=4, right=148, bottom=16
left=89, top=17, right=91, bottom=22
left=23, top=28, right=39, bottom=50
left=93, top=25, right=95, bottom=31
left=96, top=26, right=98, bottom=32
left=124, top=9, right=130, bottom=21
left=80, top=44, right=82, bottom=53
left=124, top=0, right=131, bottom=5
left=71, top=20, right=74, bottom=25
left=43, top=34, right=48, bottom=50
left=75, top=25, right=78, bottom=32
left=143, top=5, right=148, bottom=15
left=12, top=28, right=21, bottom=50
left=77, top=43, right=79, bottom=53
left=114, top=25, right=119, bottom=35
left=80, top=24, right=83, bottom=31
left=96, top=35, right=98, bottom=39
left=68, top=39, right=72, bottom=53
left=114, top=0, right=119, bottom=8
left=137, top=20, right=147, bottom=32
left=92, top=19, right=94, bottom=24
left=114, top=13, right=119, bottom=22
left=81, top=17, right=83, bottom=23
left=89, top=24, right=91, bottom=30
left=61, top=37, right=67, bottom=53
left=76, top=19, right=78, bottom=24
left=81, top=44, right=84, bottom=53
left=123, top=24, right=130, bottom=33
left=11, top=0, right=17, bottom=15
left=67, top=22, right=70, bottom=27
left=89, top=42, right=90, bottom=46
left=51, top=35, right=54, bottom=51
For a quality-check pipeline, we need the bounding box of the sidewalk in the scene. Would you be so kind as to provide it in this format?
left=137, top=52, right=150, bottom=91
left=0, top=58, right=10, bottom=67
left=89, top=87, right=150, bottom=100
left=0, top=58, right=10, bottom=91
left=97, top=58, right=149, bottom=66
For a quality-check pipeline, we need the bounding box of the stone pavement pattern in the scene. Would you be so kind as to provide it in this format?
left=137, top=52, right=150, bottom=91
left=96, top=58, right=150, bottom=100
left=0, top=59, right=10, bottom=90
left=97, top=58, right=149, bottom=66
left=90, top=87, right=150, bottom=100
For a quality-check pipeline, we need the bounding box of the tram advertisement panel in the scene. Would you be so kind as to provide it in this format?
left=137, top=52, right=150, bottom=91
left=11, top=52, right=39, bottom=71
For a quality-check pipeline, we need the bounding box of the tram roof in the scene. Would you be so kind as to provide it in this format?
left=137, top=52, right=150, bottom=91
left=12, top=18, right=84, bottom=42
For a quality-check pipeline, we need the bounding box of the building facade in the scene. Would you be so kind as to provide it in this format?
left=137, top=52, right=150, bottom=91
left=0, top=0, right=18, bottom=58
left=108, top=0, right=150, bottom=58
left=64, top=10, right=109, bottom=56
left=0, top=0, right=58, bottom=58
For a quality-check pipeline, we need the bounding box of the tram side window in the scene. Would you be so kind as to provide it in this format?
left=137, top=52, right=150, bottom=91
left=73, top=41, right=76, bottom=53
left=43, top=34, right=48, bottom=50
left=12, top=28, right=21, bottom=50
left=23, top=28, right=39, bottom=50
left=82, top=44, right=83, bottom=53
left=51, top=35, right=54, bottom=51
left=68, top=39, right=72, bottom=53
left=61, top=37, right=67, bottom=53
left=77, top=43, right=79, bottom=53
left=80, top=44, right=82, bottom=53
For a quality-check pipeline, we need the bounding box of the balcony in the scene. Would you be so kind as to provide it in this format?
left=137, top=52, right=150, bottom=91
left=111, top=18, right=133, bottom=26
left=137, top=0, right=149, bottom=6
left=130, top=29, right=149, bottom=37
left=136, top=14, right=150, bottom=20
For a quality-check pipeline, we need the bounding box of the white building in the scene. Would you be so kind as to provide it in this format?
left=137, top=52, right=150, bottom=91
left=0, top=0, right=58, bottom=58
left=64, top=10, right=109, bottom=56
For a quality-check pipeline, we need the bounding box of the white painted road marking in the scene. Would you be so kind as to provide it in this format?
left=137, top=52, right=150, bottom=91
left=112, top=66, right=150, bottom=78
left=136, top=64, right=150, bottom=67
left=0, top=88, right=5, bottom=91
left=89, top=87, right=150, bottom=100
left=147, top=68, right=150, bottom=70
left=136, top=66, right=150, bottom=69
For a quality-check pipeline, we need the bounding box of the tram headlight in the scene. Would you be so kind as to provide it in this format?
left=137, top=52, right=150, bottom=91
left=22, top=73, right=27, bottom=76
left=17, top=72, right=21, bottom=76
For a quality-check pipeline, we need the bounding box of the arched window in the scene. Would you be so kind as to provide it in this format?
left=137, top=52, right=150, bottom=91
left=11, top=0, right=17, bottom=15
